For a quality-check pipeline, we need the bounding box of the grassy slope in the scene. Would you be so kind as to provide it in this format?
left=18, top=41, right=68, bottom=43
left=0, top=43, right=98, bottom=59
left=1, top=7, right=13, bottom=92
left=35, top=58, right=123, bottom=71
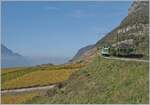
left=1, top=63, right=84, bottom=90
left=26, top=56, right=149, bottom=104
left=1, top=67, right=41, bottom=83
left=1, top=91, right=40, bottom=104
left=2, top=69, right=75, bottom=89
left=1, top=64, right=85, bottom=104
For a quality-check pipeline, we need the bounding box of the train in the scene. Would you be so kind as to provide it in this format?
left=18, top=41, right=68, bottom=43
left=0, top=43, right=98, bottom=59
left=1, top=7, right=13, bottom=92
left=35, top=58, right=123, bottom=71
left=101, top=44, right=135, bottom=57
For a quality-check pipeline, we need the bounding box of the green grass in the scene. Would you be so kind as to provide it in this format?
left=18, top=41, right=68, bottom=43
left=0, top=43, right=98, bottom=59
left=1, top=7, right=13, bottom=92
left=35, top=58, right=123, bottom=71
left=25, top=56, right=149, bottom=104
left=1, top=91, right=40, bottom=104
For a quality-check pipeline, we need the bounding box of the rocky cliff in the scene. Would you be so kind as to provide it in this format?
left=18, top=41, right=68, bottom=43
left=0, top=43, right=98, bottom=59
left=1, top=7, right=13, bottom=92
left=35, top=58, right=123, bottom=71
left=71, top=0, right=149, bottom=63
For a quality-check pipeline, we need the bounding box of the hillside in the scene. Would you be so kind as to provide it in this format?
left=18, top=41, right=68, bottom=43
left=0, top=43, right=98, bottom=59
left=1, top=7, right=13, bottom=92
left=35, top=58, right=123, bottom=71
left=1, top=44, right=30, bottom=68
left=1, top=44, right=23, bottom=58
left=24, top=56, right=149, bottom=104
left=70, top=44, right=96, bottom=63
left=71, top=44, right=94, bottom=61
left=1, top=63, right=85, bottom=104
left=71, top=1, right=149, bottom=63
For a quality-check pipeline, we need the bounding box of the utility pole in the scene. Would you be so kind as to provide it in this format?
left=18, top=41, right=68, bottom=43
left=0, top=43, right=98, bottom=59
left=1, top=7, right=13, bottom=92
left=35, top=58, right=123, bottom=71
left=117, top=30, right=119, bottom=56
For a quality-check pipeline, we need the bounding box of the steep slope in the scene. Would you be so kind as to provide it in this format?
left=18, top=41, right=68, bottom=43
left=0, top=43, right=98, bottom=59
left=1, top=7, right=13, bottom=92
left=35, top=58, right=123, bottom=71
left=25, top=56, right=149, bottom=104
left=96, top=0, right=149, bottom=54
left=1, top=44, right=29, bottom=68
left=71, top=1, right=149, bottom=63
left=1, top=44, right=22, bottom=57
left=70, top=45, right=95, bottom=63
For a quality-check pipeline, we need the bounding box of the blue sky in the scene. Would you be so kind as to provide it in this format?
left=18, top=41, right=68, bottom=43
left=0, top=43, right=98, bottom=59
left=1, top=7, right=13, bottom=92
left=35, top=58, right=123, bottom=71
left=2, top=1, right=132, bottom=58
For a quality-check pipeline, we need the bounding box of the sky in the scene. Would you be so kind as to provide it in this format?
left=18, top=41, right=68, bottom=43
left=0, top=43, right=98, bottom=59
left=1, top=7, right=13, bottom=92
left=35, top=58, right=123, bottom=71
left=2, top=1, right=132, bottom=58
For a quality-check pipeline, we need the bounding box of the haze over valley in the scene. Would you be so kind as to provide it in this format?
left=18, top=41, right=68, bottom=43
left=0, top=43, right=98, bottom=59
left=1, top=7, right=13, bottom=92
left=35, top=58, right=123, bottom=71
left=1, top=44, right=70, bottom=68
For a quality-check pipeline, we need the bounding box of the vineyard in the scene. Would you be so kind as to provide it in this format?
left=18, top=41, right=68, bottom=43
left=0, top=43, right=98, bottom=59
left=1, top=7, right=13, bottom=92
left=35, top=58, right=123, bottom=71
left=2, top=69, right=75, bottom=89
left=1, top=67, right=25, bottom=74
left=1, top=63, right=85, bottom=90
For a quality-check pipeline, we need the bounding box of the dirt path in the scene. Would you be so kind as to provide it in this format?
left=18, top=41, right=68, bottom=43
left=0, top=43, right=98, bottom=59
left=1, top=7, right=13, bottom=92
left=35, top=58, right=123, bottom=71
left=1, top=85, right=56, bottom=94
left=103, top=56, right=149, bottom=63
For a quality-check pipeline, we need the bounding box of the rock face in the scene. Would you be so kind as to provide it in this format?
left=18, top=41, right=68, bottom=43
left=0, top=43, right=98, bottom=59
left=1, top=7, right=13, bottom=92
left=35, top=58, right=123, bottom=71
left=96, top=0, right=149, bottom=55
left=128, top=0, right=148, bottom=15
left=71, top=1, right=149, bottom=63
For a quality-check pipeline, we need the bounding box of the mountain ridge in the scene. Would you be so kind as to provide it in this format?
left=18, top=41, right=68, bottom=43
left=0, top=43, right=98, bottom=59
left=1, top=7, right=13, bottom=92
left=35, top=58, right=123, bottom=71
left=1, top=44, right=70, bottom=68
left=1, top=44, right=30, bottom=68
left=71, top=0, right=149, bottom=63
left=1, top=44, right=22, bottom=57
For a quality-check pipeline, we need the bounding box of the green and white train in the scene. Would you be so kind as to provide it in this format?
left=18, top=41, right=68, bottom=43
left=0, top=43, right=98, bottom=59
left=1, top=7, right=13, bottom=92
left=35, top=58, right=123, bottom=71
left=101, top=45, right=135, bottom=56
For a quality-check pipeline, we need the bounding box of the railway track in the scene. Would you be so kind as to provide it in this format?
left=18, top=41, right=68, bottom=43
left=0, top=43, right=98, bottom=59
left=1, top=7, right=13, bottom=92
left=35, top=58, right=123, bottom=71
left=103, top=56, right=149, bottom=63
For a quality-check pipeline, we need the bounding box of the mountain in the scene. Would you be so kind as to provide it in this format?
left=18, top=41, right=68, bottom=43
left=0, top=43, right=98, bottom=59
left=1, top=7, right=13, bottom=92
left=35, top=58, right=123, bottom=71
left=71, top=1, right=149, bottom=63
left=70, top=45, right=95, bottom=62
left=96, top=0, right=149, bottom=51
left=1, top=44, right=30, bottom=68
left=1, top=44, right=70, bottom=68
left=1, top=44, right=22, bottom=57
